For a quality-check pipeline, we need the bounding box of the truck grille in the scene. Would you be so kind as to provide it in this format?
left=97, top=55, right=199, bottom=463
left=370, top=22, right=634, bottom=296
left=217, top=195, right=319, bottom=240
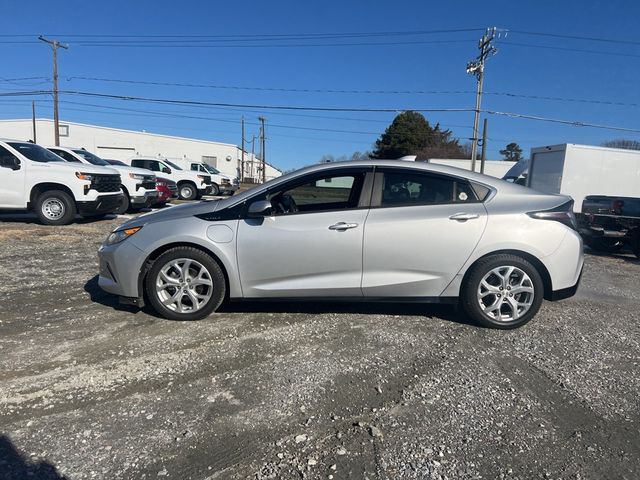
left=91, top=174, right=121, bottom=193
left=139, top=176, right=157, bottom=191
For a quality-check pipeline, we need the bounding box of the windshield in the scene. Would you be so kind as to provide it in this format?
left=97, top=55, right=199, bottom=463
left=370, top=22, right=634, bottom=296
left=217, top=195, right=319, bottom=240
left=8, top=143, right=65, bottom=163
left=164, top=160, right=183, bottom=170
left=72, top=149, right=110, bottom=166
left=200, top=163, right=220, bottom=174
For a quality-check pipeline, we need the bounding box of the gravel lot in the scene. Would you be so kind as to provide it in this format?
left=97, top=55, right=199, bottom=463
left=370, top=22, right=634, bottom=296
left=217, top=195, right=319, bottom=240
left=0, top=211, right=638, bottom=480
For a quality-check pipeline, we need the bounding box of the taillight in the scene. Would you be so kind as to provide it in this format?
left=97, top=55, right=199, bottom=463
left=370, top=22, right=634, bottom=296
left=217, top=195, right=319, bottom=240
left=527, top=200, right=578, bottom=230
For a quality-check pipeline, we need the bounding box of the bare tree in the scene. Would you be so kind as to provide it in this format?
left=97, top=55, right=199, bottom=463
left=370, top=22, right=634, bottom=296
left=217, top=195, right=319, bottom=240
left=601, top=139, right=640, bottom=150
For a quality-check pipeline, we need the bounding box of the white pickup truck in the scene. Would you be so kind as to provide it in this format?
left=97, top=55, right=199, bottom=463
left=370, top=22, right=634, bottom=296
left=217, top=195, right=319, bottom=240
left=170, top=159, right=238, bottom=196
left=47, top=146, right=158, bottom=214
left=126, top=157, right=212, bottom=200
left=0, top=139, right=123, bottom=225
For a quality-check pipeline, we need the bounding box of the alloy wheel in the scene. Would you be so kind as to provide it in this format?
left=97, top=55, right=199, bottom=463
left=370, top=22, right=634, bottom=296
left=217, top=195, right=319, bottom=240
left=477, top=266, right=535, bottom=322
left=155, top=258, right=213, bottom=313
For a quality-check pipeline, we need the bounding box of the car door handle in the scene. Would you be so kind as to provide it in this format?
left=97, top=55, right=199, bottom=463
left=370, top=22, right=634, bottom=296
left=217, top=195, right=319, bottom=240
left=449, top=213, right=479, bottom=221
left=328, top=222, right=359, bottom=231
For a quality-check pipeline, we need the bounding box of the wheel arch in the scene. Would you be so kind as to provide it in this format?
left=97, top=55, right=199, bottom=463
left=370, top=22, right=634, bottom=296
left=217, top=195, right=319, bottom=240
left=30, top=183, right=75, bottom=207
left=461, top=249, right=553, bottom=300
left=138, top=241, right=231, bottom=302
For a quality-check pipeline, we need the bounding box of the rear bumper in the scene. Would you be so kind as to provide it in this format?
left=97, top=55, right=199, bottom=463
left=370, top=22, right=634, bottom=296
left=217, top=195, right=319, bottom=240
left=549, top=265, right=583, bottom=300
left=77, top=193, right=123, bottom=215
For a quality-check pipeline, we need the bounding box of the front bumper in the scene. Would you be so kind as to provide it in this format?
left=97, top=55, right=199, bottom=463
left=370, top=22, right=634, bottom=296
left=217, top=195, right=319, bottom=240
left=220, top=183, right=239, bottom=193
left=131, top=190, right=159, bottom=207
left=98, top=239, right=146, bottom=298
left=78, top=193, right=124, bottom=215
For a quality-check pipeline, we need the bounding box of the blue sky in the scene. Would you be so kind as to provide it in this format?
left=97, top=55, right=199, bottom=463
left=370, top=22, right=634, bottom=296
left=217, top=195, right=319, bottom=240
left=1, top=0, right=639, bottom=170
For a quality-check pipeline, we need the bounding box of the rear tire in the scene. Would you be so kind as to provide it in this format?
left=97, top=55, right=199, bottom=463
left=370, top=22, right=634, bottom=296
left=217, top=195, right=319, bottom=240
left=145, top=247, right=226, bottom=321
left=631, top=229, right=640, bottom=259
left=178, top=183, right=197, bottom=200
left=584, top=236, right=623, bottom=253
left=461, top=254, right=544, bottom=329
left=35, top=190, right=76, bottom=226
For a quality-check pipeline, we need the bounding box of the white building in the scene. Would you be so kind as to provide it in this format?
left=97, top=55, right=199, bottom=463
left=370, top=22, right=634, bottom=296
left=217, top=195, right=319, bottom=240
left=0, top=118, right=282, bottom=181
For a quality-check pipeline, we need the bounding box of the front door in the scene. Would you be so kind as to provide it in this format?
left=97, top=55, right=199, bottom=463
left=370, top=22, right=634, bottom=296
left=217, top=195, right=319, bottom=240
left=237, top=168, right=371, bottom=298
left=0, top=146, right=26, bottom=209
left=362, top=168, right=488, bottom=297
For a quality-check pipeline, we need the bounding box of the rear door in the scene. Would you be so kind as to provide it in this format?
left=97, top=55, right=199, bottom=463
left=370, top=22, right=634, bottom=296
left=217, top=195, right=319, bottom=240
left=362, top=168, right=488, bottom=298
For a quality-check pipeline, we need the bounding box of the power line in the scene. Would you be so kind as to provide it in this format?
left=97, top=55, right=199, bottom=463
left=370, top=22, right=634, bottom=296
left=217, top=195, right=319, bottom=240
left=498, top=40, right=640, bottom=59
left=510, top=30, right=640, bottom=46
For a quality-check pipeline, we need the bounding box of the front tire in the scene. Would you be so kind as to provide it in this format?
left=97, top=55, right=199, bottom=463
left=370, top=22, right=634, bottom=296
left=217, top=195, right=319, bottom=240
left=35, top=190, right=76, bottom=226
left=145, top=247, right=226, bottom=321
left=461, top=254, right=544, bottom=329
left=209, top=183, right=220, bottom=196
left=178, top=183, right=197, bottom=200
left=115, top=189, right=130, bottom=214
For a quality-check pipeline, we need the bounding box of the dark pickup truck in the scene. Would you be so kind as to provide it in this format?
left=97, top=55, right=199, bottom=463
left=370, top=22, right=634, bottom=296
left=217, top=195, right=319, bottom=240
left=581, top=195, right=640, bottom=258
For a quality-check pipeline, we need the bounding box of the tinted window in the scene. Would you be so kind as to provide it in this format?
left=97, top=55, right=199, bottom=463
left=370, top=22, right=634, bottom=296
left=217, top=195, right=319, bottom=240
left=72, top=149, right=110, bottom=166
left=8, top=143, right=64, bottom=163
left=164, top=160, right=182, bottom=170
left=381, top=170, right=477, bottom=207
left=49, top=148, right=81, bottom=163
left=269, top=172, right=365, bottom=215
left=0, top=145, right=19, bottom=169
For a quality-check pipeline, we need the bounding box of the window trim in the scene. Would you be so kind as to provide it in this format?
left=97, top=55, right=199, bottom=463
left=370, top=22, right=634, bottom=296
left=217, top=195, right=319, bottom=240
left=241, top=166, right=374, bottom=218
left=371, top=167, right=487, bottom=209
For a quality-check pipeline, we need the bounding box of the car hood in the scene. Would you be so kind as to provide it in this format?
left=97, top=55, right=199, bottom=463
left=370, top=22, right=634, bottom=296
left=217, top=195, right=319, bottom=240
left=53, top=162, right=120, bottom=175
left=117, top=200, right=221, bottom=230
left=110, top=164, right=155, bottom=176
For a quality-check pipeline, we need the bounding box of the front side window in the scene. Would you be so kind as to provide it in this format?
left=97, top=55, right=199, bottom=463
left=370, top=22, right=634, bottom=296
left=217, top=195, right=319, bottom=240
left=0, top=145, right=19, bottom=169
left=267, top=172, right=366, bottom=215
left=8, top=143, right=64, bottom=163
left=380, top=170, right=478, bottom=207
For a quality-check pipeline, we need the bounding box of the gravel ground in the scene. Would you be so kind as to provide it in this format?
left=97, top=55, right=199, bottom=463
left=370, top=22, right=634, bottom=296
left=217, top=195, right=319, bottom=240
left=0, top=212, right=638, bottom=480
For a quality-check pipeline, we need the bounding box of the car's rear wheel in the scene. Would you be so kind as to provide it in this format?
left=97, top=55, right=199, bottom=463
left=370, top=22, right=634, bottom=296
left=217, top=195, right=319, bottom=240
left=461, top=254, right=544, bottom=329
left=145, top=247, right=226, bottom=321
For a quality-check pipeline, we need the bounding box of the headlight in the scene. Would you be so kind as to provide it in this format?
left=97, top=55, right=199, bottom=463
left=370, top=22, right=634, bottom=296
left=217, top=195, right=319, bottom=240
left=129, top=173, right=145, bottom=180
left=104, top=226, right=142, bottom=246
left=75, top=172, right=93, bottom=181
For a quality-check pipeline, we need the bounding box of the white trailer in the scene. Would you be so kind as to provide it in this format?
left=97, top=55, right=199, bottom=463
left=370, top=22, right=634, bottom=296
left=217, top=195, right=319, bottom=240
left=527, top=143, right=640, bottom=257
left=527, top=144, right=640, bottom=213
left=428, top=158, right=517, bottom=179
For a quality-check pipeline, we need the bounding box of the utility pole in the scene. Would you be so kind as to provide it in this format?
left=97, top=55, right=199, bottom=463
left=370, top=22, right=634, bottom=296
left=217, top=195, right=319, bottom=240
left=39, top=35, right=68, bottom=146
left=32, top=101, right=37, bottom=144
left=466, top=27, right=499, bottom=172
left=480, top=118, right=488, bottom=174
left=258, top=116, right=266, bottom=183
left=250, top=134, right=256, bottom=181
left=240, top=116, right=245, bottom=182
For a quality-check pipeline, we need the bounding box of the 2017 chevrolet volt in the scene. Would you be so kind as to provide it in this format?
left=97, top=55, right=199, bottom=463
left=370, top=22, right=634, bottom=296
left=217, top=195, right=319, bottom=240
left=98, top=160, right=583, bottom=329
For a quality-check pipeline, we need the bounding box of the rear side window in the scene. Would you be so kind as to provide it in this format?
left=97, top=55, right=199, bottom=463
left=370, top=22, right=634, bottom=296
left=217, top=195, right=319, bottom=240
left=49, top=148, right=81, bottom=163
left=380, top=170, right=479, bottom=207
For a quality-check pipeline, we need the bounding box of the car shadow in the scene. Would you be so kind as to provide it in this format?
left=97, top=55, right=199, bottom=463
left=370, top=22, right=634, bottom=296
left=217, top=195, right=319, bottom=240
left=0, top=213, right=119, bottom=224
left=584, top=248, right=640, bottom=265
left=84, top=275, right=473, bottom=326
left=83, top=275, right=140, bottom=314
left=0, top=435, right=69, bottom=480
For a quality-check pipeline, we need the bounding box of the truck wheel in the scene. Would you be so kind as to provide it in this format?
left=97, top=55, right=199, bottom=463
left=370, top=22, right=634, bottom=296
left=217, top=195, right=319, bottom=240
left=584, top=236, right=623, bottom=253
left=145, top=247, right=226, bottom=321
left=35, top=190, right=76, bottom=226
left=631, top=230, right=640, bottom=259
left=115, top=188, right=130, bottom=214
left=178, top=183, right=197, bottom=200
left=461, top=254, right=544, bottom=329
left=210, top=183, right=220, bottom=196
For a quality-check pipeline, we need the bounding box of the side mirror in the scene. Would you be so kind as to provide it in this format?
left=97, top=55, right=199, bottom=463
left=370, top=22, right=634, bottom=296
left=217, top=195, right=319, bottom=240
left=0, top=157, right=21, bottom=171
left=247, top=199, right=273, bottom=217
left=162, top=167, right=171, bottom=174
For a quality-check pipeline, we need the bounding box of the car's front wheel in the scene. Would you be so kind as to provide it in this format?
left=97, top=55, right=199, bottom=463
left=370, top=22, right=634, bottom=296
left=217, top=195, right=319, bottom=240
left=461, top=254, right=544, bottom=329
left=178, top=183, right=197, bottom=200
left=145, top=247, right=226, bottom=320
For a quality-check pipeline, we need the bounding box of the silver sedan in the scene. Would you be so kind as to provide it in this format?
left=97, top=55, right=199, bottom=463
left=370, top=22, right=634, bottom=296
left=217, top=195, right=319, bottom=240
left=98, top=160, right=583, bottom=329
